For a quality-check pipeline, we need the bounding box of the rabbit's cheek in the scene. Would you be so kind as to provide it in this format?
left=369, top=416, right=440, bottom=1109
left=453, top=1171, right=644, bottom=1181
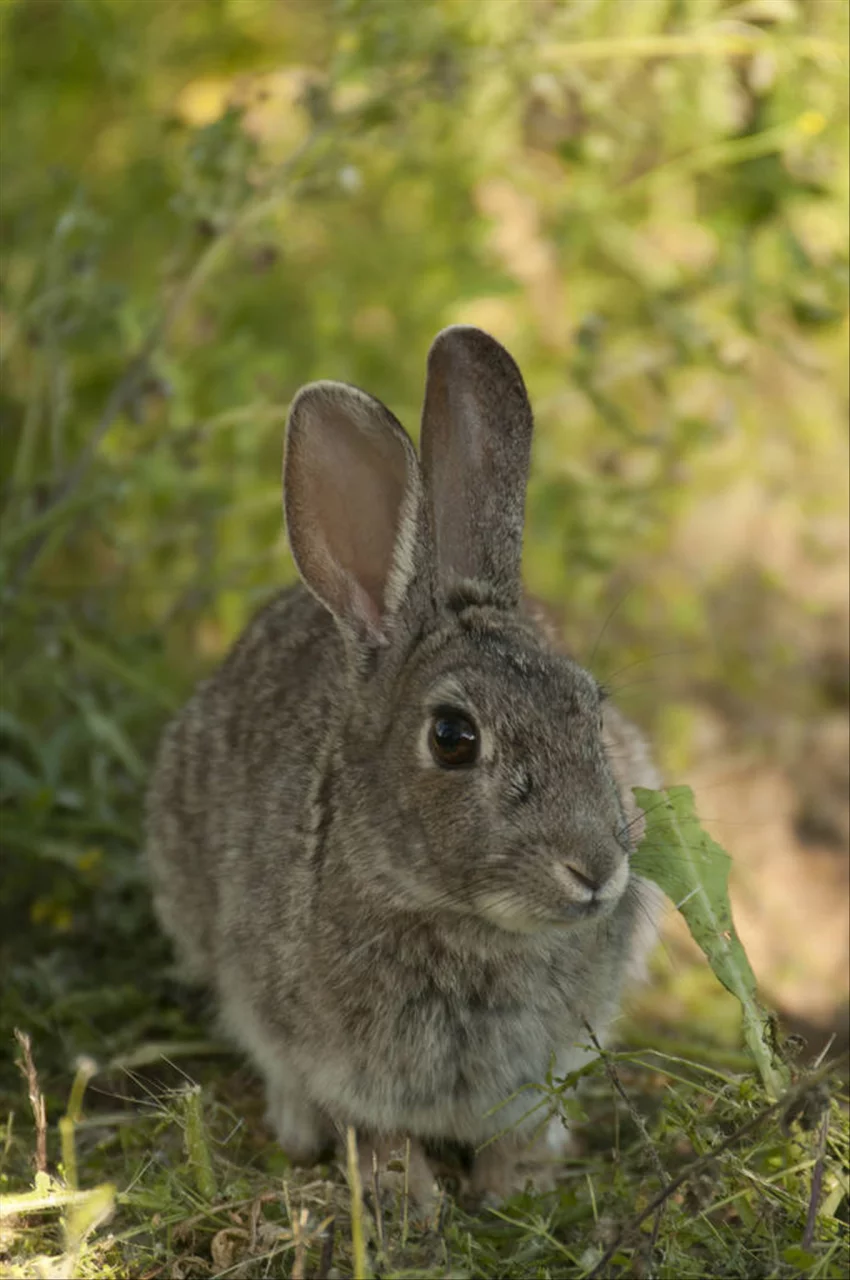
left=473, top=890, right=551, bottom=934
left=592, top=853, right=630, bottom=905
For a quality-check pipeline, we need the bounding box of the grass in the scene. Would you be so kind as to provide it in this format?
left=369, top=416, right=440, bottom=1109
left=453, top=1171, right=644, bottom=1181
left=1, top=1037, right=847, bottom=1278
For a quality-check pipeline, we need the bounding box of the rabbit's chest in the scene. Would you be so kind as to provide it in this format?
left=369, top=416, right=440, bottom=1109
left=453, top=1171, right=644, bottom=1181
left=443, top=1000, right=550, bottom=1096
left=373, top=982, right=560, bottom=1132
left=313, top=930, right=581, bottom=1138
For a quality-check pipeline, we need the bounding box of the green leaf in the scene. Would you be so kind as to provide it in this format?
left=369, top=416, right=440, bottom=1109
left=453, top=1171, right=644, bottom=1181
left=77, top=701, right=146, bottom=783
left=632, top=785, right=790, bottom=1100
left=782, top=1245, right=818, bottom=1271
left=0, top=755, right=41, bottom=801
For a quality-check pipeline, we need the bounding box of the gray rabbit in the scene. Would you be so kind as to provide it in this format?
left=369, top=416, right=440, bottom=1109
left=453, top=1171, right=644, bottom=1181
left=146, top=326, right=662, bottom=1208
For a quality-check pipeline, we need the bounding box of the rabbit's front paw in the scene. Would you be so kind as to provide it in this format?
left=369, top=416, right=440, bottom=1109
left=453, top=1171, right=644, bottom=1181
left=467, top=1121, right=573, bottom=1206
left=265, top=1073, right=335, bottom=1166
left=355, top=1132, right=438, bottom=1224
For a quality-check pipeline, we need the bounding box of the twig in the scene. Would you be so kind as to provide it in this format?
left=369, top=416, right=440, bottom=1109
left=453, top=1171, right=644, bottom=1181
left=291, top=1204, right=309, bottom=1280
left=586, top=1060, right=845, bottom=1279
left=371, top=1148, right=384, bottom=1251
left=316, top=1216, right=335, bottom=1280
left=14, top=1028, right=47, bottom=1174
left=812, top=1032, right=836, bottom=1072
left=802, top=1108, right=831, bottom=1250
left=585, top=1023, right=669, bottom=1261
left=178, top=1188, right=281, bottom=1233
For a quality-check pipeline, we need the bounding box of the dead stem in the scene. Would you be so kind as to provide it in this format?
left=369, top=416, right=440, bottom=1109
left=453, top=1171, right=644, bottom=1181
left=803, top=1108, right=831, bottom=1251
left=14, top=1028, right=47, bottom=1175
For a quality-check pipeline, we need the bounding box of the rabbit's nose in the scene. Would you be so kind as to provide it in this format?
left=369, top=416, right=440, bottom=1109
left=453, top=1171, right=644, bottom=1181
left=552, top=861, right=597, bottom=903
left=553, top=850, right=628, bottom=905
left=562, top=863, right=598, bottom=899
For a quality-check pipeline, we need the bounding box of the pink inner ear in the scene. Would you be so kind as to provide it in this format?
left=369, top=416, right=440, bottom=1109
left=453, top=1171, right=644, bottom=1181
left=311, top=406, right=406, bottom=603
left=286, top=386, right=412, bottom=638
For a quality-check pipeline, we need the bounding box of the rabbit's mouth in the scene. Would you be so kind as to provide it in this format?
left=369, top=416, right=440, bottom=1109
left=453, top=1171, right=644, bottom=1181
left=472, top=857, right=628, bottom=933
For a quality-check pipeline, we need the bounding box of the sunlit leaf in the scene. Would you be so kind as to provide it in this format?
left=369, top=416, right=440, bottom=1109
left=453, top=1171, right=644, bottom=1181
left=632, top=785, right=791, bottom=1099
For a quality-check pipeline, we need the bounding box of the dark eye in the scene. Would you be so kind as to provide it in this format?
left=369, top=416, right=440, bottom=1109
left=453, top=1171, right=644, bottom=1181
left=429, top=707, right=478, bottom=769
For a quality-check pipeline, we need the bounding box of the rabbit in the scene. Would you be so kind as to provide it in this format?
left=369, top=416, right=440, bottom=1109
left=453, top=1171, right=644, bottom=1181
left=146, top=325, right=663, bottom=1211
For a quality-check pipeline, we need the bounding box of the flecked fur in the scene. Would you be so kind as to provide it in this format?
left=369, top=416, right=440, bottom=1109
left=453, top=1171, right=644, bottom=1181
left=146, top=326, right=663, bottom=1205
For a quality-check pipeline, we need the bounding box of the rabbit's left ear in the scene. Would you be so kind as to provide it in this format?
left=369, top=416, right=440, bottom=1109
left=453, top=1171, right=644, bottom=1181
left=420, top=326, right=534, bottom=606
left=284, top=381, right=421, bottom=646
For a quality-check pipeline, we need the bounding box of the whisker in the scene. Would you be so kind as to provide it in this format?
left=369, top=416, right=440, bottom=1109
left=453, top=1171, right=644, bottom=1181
left=598, top=647, right=703, bottom=685
left=585, top=582, right=644, bottom=670
left=605, top=674, right=681, bottom=695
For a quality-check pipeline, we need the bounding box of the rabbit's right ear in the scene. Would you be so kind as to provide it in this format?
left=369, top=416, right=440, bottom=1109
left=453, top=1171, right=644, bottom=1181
left=284, top=382, right=421, bottom=647
left=420, top=326, right=533, bottom=607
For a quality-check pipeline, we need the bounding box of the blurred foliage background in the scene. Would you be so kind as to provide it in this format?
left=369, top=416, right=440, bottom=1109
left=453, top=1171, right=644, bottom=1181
left=1, top=0, right=848, bottom=1080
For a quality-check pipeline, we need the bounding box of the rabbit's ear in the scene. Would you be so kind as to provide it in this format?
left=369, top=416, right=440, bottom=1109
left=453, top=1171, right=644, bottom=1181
left=420, top=326, right=533, bottom=606
left=284, top=381, right=421, bottom=645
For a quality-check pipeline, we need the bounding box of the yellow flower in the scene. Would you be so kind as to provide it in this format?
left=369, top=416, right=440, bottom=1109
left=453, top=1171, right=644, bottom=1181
left=78, top=847, right=103, bottom=874
left=797, top=110, right=827, bottom=137
left=53, top=906, right=73, bottom=934
left=30, top=898, right=50, bottom=925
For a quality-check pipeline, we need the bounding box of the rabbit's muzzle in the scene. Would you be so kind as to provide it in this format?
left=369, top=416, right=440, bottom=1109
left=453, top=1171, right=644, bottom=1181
left=471, top=837, right=630, bottom=933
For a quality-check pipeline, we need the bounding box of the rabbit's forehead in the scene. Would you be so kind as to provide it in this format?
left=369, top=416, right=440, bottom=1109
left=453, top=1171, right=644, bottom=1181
left=417, top=644, right=599, bottom=724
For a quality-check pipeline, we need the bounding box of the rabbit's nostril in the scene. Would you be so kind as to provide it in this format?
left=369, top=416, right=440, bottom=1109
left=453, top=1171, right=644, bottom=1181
left=563, top=863, right=600, bottom=895
left=551, top=848, right=628, bottom=906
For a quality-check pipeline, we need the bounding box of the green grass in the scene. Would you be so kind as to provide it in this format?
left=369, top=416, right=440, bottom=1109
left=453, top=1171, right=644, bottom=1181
left=1, top=983, right=847, bottom=1278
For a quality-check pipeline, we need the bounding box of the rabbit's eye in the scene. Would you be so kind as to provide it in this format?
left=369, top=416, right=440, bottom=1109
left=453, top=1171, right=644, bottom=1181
left=429, top=707, right=478, bottom=768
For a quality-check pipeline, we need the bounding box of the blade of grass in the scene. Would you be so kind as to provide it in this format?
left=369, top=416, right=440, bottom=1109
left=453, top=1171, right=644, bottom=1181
left=345, top=1127, right=369, bottom=1280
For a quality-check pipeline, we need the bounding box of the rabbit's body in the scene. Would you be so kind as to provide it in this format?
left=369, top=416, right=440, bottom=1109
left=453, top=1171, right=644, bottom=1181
left=147, top=327, right=662, bottom=1203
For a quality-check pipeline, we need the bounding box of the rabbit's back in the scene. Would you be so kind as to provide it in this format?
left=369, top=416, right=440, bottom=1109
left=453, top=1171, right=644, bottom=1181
left=145, top=585, right=340, bottom=981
